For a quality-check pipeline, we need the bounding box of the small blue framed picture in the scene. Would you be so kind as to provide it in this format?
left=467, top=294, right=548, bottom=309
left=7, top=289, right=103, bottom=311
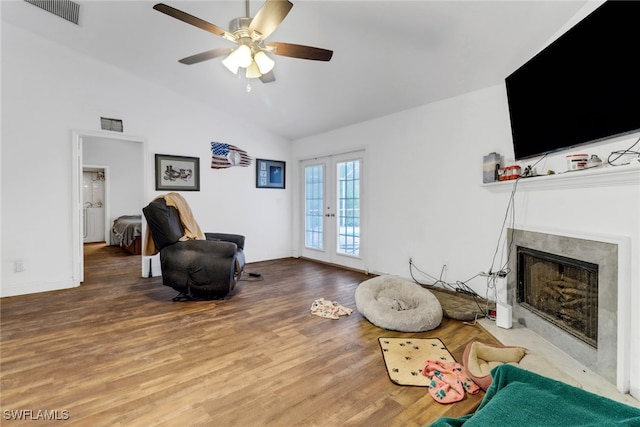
left=256, top=159, right=285, bottom=189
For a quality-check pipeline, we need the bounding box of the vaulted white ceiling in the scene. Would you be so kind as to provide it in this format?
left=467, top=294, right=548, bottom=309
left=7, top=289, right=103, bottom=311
left=2, top=0, right=587, bottom=140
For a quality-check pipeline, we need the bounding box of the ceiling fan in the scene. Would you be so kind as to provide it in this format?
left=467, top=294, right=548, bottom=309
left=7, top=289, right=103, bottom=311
left=153, top=0, right=333, bottom=83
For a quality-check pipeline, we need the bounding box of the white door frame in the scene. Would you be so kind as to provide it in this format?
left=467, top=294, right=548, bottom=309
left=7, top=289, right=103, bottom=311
left=71, top=130, right=146, bottom=285
left=299, top=150, right=367, bottom=272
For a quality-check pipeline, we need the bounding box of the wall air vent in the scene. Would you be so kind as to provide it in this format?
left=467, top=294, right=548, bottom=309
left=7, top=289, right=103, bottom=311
left=100, top=117, right=124, bottom=133
left=24, top=0, right=80, bottom=25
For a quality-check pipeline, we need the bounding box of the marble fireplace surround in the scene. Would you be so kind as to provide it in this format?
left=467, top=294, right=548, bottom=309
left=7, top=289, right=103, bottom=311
left=507, top=226, right=631, bottom=391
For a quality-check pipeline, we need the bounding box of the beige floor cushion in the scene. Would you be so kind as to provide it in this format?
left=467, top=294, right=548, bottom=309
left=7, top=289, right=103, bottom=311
left=355, top=275, right=443, bottom=332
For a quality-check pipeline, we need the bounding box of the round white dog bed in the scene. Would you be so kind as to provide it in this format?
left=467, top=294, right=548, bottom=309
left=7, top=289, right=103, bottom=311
left=355, top=275, right=443, bottom=332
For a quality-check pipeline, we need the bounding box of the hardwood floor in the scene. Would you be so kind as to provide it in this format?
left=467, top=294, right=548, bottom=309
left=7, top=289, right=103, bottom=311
left=1, top=243, right=501, bottom=426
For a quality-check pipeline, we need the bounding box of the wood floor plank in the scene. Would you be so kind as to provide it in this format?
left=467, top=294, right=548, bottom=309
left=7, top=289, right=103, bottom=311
left=0, top=243, right=502, bottom=426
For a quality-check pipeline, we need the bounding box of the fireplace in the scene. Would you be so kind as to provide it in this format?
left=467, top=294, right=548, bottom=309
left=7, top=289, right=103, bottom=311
left=507, top=228, right=622, bottom=386
left=517, top=247, right=598, bottom=348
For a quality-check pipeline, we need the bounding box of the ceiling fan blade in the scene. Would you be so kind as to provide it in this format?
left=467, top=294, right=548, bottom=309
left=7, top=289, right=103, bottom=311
left=178, top=48, right=232, bottom=65
left=153, top=3, right=235, bottom=41
left=248, top=0, right=293, bottom=41
left=265, top=42, right=333, bottom=61
left=259, top=70, right=276, bottom=83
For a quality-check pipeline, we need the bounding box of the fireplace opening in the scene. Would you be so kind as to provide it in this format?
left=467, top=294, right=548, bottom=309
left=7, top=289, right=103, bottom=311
left=517, top=247, right=598, bottom=348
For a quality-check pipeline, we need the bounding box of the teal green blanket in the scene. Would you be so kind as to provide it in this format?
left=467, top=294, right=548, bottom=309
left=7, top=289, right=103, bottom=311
left=430, top=364, right=640, bottom=427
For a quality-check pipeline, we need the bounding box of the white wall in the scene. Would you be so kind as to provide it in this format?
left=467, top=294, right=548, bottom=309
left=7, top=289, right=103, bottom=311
left=1, top=22, right=292, bottom=297
left=293, top=85, right=516, bottom=290
left=292, top=83, right=638, bottom=293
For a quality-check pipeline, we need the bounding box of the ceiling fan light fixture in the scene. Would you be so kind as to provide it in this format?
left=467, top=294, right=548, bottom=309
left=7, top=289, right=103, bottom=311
left=221, top=53, right=240, bottom=74
left=235, top=44, right=253, bottom=68
left=153, top=1, right=333, bottom=85
left=245, top=60, right=262, bottom=79
left=254, top=51, right=275, bottom=74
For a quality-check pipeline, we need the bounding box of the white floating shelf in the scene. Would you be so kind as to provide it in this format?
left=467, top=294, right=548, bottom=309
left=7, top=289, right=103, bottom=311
left=482, top=162, right=640, bottom=192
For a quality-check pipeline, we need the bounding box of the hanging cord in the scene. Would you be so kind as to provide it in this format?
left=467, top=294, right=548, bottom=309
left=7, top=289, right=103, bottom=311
left=409, top=259, right=443, bottom=287
left=480, top=154, right=549, bottom=314
left=486, top=154, right=548, bottom=291
left=409, top=259, right=488, bottom=317
left=607, top=136, right=640, bottom=166
left=553, top=135, right=640, bottom=174
left=463, top=312, right=484, bottom=326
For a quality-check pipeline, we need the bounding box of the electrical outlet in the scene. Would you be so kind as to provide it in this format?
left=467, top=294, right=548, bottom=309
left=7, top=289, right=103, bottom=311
left=15, top=260, right=25, bottom=272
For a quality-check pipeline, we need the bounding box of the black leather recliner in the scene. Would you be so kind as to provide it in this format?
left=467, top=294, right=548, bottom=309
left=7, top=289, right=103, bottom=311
left=143, top=197, right=245, bottom=300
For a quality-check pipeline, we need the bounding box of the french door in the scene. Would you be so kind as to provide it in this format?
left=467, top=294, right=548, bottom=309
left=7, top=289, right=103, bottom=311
left=300, top=151, right=365, bottom=271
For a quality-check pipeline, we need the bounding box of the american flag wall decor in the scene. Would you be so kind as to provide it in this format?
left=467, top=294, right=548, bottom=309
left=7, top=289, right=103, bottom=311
left=210, top=142, right=252, bottom=169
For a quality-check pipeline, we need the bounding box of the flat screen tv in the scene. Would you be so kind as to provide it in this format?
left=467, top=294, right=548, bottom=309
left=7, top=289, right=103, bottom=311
left=505, top=1, right=640, bottom=161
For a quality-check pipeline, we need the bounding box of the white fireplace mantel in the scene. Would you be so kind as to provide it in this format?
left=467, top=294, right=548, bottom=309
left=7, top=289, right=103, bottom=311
left=482, top=161, right=640, bottom=192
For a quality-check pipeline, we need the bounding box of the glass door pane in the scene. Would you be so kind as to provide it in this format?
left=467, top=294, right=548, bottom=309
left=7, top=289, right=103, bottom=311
left=337, top=159, right=360, bottom=256
left=305, top=164, right=324, bottom=250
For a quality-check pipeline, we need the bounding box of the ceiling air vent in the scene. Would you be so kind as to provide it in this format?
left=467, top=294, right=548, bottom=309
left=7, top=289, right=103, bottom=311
left=100, top=117, right=124, bottom=133
left=24, top=0, right=80, bottom=25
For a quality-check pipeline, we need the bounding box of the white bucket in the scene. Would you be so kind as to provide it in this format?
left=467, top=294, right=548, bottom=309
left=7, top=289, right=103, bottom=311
left=566, top=153, right=588, bottom=171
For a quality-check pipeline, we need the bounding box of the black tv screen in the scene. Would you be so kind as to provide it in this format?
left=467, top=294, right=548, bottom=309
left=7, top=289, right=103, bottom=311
left=505, top=1, right=640, bottom=161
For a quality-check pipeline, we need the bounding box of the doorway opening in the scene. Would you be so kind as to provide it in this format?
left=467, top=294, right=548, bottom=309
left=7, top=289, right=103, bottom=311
left=72, top=130, right=145, bottom=284
left=83, top=166, right=108, bottom=244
